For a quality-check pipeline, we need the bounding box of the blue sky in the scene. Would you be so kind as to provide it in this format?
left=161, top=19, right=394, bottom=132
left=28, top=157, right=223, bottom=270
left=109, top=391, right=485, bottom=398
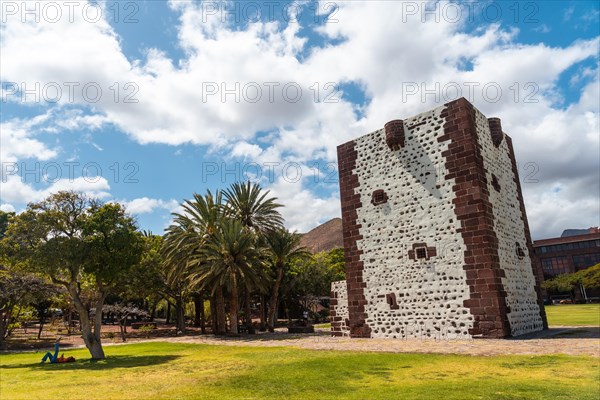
left=1, top=1, right=599, bottom=239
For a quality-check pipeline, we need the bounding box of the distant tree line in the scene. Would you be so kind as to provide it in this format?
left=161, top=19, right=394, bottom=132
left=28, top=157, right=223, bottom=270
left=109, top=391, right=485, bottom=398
left=542, top=264, right=600, bottom=303
left=0, top=183, right=346, bottom=359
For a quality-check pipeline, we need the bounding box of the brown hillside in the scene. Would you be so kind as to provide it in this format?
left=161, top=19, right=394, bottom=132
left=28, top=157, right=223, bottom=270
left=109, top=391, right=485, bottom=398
left=299, top=218, right=343, bottom=253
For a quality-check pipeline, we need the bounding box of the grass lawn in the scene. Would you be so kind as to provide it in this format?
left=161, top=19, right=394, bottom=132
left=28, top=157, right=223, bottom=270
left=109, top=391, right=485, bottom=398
left=1, top=342, right=599, bottom=400
left=545, top=304, right=600, bottom=326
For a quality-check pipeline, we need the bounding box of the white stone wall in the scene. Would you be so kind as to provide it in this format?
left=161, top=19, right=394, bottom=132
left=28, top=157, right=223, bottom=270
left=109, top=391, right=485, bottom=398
left=352, top=105, right=473, bottom=339
left=474, top=110, right=544, bottom=336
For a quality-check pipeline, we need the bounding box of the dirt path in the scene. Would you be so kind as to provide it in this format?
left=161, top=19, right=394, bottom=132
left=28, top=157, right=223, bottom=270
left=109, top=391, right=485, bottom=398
left=4, top=327, right=598, bottom=357
left=104, top=326, right=600, bottom=357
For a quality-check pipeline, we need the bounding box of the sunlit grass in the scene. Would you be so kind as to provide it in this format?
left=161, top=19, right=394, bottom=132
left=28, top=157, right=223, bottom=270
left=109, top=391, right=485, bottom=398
left=1, top=342, right=599, bottom=400
left=545, top=304, right=600, bottom=326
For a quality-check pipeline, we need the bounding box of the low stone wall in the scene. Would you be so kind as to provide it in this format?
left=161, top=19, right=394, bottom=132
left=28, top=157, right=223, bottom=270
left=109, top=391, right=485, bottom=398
left=330, top=280, right=349, bottom=336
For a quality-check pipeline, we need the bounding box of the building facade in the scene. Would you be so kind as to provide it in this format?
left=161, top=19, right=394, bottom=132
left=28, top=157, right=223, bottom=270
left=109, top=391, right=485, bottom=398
left=330, top=98, right=547, bottom=339
left=533, top=231, right=600, bottom=279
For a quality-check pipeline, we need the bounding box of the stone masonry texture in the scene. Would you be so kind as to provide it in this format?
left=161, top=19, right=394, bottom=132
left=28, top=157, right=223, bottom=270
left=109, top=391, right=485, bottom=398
left=331, top=98, right=547, bottom=339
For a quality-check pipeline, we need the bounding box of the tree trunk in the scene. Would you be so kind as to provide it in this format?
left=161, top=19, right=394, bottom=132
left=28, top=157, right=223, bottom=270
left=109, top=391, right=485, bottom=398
left=215, top=285, right=227, bottom=335
left=244, top=289, right=254, bottom=334
left=166, top=302, right=171, bottom=324
left=0, top=312, right=6, bottom=349
left=67, top=307, right=72, bottom=335
left=267, top=266, right=284, bottom=332
left=37, top=309, right=45, bottom=340
left=259, top=294, right=267, bottom=331
left=150, top=302, right=157, bottom=321
left=229, top=276, right=239, bottom=335
left=210, top=294, right=217, bottom=334
left=118, top=318, right=126, bottom=342
left=200, top=291, right=206, bottom=334
left=175, top=296, right=186, bottom=334
left=68, top=284, right=106, bottom=359
left=87, top=337, right=105, bottom=359
left=193, top=293, right=202, bottom=327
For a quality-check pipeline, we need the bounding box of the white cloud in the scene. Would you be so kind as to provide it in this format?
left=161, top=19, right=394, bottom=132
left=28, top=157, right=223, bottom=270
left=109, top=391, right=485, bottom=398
left=268, top=176, right=340, bottom=232
left=120, top=197, right=179, bottom=215
left=0, top=115, right=58, bottom=163
left=231, top=142, right=263, bottom=160
left=1, top=1, right=598, bottom=238
left=0, top=175, right=111, bottom=204
left=563, top=7, right=575, bottom=21
left=0, top=204, right=16, bottom=213
left=533, top=24, right=551, bottom=34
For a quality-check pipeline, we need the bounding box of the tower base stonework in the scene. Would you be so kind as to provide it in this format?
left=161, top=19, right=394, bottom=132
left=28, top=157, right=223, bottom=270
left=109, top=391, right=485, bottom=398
left=332, top=98, right=547, bottom=339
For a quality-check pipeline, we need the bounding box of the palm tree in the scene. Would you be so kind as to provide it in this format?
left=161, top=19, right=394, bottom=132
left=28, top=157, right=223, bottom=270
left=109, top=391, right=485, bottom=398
left=264, top=228, right=310, bottom=331
left=223, top=181, right=284, bottom=330
left=223, top=181, right=284, bottom=235
left=195, top=218, right=266, bottom=334
left=161, top=220, right=195, bottom=333
left=163, top=190, right=227, bottom=334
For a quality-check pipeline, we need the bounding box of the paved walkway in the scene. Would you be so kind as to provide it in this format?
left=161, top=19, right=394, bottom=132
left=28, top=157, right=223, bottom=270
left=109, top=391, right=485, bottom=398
left=123, top=326, right=600, bottom=357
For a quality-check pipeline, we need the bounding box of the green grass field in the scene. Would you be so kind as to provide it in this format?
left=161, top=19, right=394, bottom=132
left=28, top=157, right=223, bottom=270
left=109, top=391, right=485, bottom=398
left=545, top=304, right=600, bottom=326
left=1, top=342, right=599, bottom=400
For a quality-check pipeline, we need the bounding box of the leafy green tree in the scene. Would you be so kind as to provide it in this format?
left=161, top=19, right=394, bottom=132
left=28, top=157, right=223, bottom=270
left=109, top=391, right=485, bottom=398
left=1, top=191, right=143, bottom=359
left=574, top=263, right=600, bottom=289
left=264, top=228, right=309, bottom=331
left=542, top=264, right=600, bottom=302
left=542, top=274, right=578, bottom=293
left=0, top=210, right=14, bottom=238
left=281, top=247, right=346, bottom=319
left=0, top=266, right=57, bottom=348
left=121, top=233, right=165, bottom=312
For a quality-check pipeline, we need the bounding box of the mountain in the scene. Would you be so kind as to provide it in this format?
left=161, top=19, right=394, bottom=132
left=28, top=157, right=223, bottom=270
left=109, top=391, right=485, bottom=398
left=299, top=218, right=343, bottom=253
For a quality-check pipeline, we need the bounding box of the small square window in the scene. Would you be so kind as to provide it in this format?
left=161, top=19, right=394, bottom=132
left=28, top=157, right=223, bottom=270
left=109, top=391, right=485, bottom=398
left=416, top=247, right=427, bottom=259
left=371, top=189, right=388, bottom=205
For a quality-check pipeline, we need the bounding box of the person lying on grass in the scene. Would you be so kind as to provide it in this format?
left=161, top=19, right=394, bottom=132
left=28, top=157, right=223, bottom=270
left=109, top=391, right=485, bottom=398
left=41, top=337, right=75, bottom=363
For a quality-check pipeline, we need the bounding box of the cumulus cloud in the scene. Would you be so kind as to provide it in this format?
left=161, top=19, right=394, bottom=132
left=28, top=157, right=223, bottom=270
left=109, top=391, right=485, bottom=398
left=0, top=175, right=111, bottom=204
left=268, top=176, right=341, bottom=232
left=0, top=204, right=16, bottom=213
left=120, top=197, right=179, bottom=215
left=1, top=1, right=598, bottom=238
left=0, top=115, right=58, bottom=163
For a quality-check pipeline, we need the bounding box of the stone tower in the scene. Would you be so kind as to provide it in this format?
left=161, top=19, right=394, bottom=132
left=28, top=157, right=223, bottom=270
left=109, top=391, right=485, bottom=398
left=330, top=98, right=547, bottom=339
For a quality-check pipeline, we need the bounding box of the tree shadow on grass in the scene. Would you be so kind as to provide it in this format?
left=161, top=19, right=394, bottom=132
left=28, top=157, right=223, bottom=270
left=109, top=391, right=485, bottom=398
left=1, top=355, right=180, bottom=371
